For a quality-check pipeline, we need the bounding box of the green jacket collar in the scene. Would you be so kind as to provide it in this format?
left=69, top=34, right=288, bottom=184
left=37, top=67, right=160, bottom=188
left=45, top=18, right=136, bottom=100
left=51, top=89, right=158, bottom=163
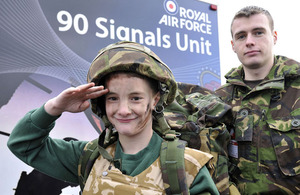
left=225, top=55, right=300, bottom=90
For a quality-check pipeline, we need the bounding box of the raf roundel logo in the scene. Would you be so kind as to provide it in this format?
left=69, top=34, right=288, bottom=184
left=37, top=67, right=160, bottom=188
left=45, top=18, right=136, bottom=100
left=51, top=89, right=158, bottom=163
left=164, top=0, right=179, bottom=15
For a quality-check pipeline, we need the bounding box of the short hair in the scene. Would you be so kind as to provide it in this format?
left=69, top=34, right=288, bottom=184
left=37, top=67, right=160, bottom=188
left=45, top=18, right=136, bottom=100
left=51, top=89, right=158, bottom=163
left=231, top=6, right=274, bottom=37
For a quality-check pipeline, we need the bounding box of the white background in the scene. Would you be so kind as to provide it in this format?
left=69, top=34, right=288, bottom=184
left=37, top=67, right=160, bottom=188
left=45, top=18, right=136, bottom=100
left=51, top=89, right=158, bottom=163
left=215, top=0, right=300, bottom=84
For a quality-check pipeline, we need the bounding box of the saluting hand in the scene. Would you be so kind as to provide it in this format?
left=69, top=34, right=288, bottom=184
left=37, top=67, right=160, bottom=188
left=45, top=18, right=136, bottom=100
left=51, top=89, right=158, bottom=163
left=44, top=83, right=108, bottom=116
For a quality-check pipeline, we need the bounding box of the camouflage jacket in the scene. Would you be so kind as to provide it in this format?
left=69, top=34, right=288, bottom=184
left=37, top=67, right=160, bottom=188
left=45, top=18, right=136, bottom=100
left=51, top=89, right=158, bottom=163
left=215, top=55, right=300, bottom=194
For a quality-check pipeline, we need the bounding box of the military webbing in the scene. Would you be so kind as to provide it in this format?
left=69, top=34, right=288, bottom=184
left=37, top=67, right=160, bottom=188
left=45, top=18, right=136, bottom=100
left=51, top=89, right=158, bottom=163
left=78, top=139, right=99, bottom=190
left=160, top=130, right=189, bottom=195
left=78, top=132, right=190, bottom=194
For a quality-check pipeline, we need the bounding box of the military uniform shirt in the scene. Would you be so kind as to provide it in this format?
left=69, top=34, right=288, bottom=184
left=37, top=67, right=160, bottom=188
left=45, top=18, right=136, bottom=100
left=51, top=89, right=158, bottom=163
left=216, top=55, right=300, bottom=194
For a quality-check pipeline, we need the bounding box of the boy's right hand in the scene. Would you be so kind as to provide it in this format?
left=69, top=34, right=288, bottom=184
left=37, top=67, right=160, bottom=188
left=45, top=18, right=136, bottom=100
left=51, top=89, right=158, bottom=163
left=44, top=82, right=108, bottom=116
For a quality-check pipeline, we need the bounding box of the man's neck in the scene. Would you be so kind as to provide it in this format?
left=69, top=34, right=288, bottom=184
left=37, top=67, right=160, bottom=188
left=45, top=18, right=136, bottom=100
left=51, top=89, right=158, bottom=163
left=243, top=63, right=273, bottom=80
left=244, top=79, right=263, bottom=89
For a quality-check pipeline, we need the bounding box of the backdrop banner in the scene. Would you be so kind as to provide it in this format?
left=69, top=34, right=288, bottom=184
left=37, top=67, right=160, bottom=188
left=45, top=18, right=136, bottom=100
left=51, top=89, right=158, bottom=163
left=0, top=0, right=220, bottom=194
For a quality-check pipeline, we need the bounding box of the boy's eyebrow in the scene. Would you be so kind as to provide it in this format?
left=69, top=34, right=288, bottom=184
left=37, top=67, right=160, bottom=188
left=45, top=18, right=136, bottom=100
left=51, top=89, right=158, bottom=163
left=130, top=92, right=146, bottom=95
left=106, top=90, right=145, bottom=94
left=105, top=91, right=146, bottom=95
left=105, top=91, right=116, bottom=96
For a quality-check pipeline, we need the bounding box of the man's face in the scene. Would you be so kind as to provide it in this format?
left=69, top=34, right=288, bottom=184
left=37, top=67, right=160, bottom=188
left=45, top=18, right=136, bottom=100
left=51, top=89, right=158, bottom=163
left=231, top=13, right=277, bottom=70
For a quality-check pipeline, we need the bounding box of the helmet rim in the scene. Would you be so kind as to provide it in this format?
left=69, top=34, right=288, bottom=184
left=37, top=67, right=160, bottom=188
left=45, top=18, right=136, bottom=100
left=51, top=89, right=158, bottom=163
left=87, top=41, right=177, bottom=120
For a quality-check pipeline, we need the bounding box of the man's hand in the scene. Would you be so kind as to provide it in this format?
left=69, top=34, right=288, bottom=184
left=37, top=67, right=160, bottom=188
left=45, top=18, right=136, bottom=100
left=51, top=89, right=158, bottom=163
left=44, top=83, right=108, bottom=116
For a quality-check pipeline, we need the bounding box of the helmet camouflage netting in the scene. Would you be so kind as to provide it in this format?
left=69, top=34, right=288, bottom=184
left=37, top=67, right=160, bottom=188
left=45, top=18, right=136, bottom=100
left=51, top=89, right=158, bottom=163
left=87, top=41, right=177, bottom=121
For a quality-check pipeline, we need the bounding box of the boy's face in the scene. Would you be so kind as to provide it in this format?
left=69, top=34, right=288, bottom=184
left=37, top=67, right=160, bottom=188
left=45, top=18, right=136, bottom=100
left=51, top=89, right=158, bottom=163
left=231, top=13, right=277, bottom=71
left=105, top=73, right=159, bottom=137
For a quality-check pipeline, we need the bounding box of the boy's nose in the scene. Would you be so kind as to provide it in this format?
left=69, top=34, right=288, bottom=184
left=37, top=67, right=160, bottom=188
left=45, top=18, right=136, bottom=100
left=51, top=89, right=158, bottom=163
left=117, top=100, right=131, bottom=115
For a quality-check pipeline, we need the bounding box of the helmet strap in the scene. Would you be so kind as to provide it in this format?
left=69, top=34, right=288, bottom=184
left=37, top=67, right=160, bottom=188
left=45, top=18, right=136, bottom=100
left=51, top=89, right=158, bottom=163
left=97, top=129, right=122, bottom=169
left=153, top=110, right=171, bottom=135
left=153, top=85, right=171, bottom=135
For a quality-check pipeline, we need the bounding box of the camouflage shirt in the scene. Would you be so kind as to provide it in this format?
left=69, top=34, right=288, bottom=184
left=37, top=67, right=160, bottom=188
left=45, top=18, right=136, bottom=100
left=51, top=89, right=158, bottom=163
left=215, top=55, right=300, bottom=194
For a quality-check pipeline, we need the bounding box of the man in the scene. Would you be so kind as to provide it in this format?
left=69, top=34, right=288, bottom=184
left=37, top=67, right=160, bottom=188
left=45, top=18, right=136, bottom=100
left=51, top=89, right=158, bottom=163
left=216, top=6, right=300, bottom=194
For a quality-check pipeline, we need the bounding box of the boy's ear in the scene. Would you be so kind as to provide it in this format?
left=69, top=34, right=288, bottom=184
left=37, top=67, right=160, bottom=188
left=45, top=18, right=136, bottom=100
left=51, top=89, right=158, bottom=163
left=152, top=92, right=161, bottom=109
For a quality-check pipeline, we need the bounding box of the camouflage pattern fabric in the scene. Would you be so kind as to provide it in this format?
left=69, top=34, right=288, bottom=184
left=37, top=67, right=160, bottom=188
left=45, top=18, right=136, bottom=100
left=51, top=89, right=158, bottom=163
left=160, top=133, right=189, bottom=195
left=85, top=41, right=233, bottom=194
left=154, top=82, right=233, bottom=195
left=78, top=139, right=100, bottom=190
left=82, top=142, right=212, bottom=195
left=87, top=41, right=177, bottom=124
left=215, top=55, right=300, bottom=194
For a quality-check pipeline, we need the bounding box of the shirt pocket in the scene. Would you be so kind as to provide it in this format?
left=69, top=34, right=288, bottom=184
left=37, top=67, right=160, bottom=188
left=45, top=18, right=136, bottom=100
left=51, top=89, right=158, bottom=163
left=266, top=117, right=300, bottom=176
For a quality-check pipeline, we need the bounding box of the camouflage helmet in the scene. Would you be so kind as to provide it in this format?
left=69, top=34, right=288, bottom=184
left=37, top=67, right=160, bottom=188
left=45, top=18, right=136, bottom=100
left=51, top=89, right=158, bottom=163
left=87, top=41, right=177, bottom=124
